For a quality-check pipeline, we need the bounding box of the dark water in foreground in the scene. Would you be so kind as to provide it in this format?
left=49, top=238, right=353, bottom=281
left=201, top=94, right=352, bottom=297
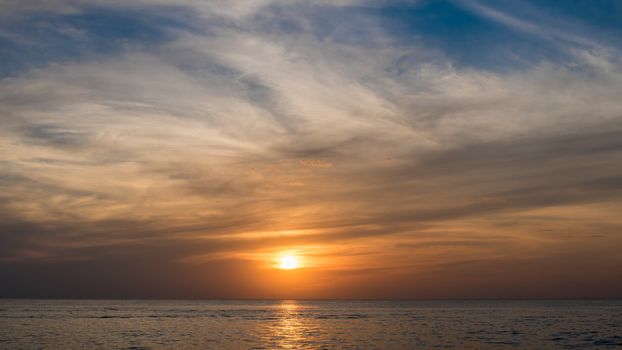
left=0, top=300, right=621, bottom=349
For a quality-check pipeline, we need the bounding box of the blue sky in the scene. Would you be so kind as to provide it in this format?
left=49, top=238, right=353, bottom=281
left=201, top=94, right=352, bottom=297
left=1, top=0, right=622, bottom=298
left=2, top=0, right=621, bottom=76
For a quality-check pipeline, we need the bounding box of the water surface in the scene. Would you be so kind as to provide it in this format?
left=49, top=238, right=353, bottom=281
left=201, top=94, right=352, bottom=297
left=1, top=300, right=621, bottom=349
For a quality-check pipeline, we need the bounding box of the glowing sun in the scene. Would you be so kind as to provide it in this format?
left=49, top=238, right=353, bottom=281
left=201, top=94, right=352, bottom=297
left=278, top=255, right=300, bottom=270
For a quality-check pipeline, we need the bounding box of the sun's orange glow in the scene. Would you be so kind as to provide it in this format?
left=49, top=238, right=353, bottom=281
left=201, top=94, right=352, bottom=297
left=278, top=255, right=300, bottom=270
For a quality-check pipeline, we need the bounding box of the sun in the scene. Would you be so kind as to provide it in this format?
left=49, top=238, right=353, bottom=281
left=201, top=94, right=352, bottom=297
left=278, top=255, right=300, bottom=270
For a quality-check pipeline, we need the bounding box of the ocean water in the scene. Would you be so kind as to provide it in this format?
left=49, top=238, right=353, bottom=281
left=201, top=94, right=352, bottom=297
left=0, top=300, right=621, bottom=349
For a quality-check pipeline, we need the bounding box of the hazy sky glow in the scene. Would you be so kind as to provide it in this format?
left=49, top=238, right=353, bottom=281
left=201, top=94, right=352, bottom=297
left=1, top=0, right=622, bottom=299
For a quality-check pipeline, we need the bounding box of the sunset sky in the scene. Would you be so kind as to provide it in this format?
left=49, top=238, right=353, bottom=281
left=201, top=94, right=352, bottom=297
left=1, top=0, right=622, bottom=299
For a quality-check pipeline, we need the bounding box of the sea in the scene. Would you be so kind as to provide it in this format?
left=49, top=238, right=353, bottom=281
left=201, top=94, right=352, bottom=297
left=0, top=299, right=621, bottom=349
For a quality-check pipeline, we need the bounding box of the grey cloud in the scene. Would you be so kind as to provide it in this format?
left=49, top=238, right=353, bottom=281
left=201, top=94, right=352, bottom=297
left=22, top=124, right=90, bottom=147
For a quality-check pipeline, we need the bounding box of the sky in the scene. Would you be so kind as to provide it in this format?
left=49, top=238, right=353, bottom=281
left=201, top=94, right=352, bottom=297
left=1, top=0, right=622, bottom=299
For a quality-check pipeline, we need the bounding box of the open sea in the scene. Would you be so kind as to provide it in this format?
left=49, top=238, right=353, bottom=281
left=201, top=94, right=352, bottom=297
left=0, top=299, right=621, bottom=349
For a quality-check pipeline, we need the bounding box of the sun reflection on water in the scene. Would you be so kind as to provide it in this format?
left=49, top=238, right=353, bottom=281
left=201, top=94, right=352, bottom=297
left=269, top=300, right=309, bottom=349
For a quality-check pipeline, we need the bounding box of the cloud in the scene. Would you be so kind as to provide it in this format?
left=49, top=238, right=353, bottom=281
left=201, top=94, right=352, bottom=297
left=453, top=0, right=619, bottom=52
left=0, top=0, right=622, bottom=298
